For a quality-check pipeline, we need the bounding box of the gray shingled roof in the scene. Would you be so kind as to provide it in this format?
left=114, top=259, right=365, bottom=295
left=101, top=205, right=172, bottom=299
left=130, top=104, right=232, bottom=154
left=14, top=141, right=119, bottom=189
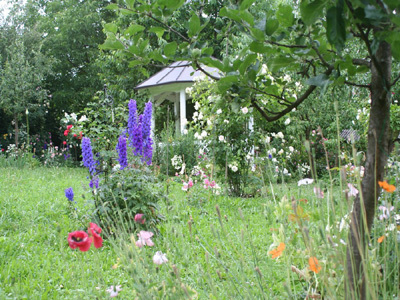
left=135, top=60, right=219, bottom=90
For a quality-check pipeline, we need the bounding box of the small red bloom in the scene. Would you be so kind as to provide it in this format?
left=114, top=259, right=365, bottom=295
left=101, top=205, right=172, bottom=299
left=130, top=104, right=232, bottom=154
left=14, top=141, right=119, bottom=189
left=88, top=223, right=103, bottom=248
left=134, top=213, right=146, bottom=224
left=73, top=134, right=77, bottom=138
left=78, top=131, right=83, bottom=140
left=63, top=141, right=67, bottom=145
left=64, top=130, right=69, bottom=136
left=1, top=149, right=4, bottom=152
left=67, top=125, right=73, bottom=130
left=68, top=231, right=91, bottom=252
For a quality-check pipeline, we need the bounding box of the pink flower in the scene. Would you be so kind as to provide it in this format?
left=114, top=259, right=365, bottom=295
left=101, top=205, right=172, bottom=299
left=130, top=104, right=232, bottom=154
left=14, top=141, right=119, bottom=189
left=378, top=205, right=394, bottom=220
left=88, top=223, right=103, bottom=248
left=135, top=231, right=154, bottom=247
left=64, top=130, right=69, bottom=136
left=347, top=183, right=359, bottom=197
left=210, top=180, right=216, bottom=188
left=67, top=125, right=73, bottom=130
left=153, top=251, right=168, bottom=265
left=63, top=141, right=67, bottom=145
left=313, top=187, right=324, bottom=199
left=106, top=285, right=122, bottom=297
left=134, top=213, right=145, bottom=224
left=68, top=231, right=91, bottom=252
left=188, top=180, right=193, bottom=188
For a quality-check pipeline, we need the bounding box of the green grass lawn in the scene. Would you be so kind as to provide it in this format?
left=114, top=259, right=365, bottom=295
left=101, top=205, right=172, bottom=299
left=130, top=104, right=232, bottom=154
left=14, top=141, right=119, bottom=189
left=0, top=167, right=398, bottom=299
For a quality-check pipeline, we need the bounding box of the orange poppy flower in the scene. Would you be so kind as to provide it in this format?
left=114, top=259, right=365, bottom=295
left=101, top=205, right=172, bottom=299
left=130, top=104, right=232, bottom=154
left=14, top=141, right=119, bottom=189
left=378, top=181, right=396, bottom=193
left=377, top=235, right=386, bottom=243
left=270, top=242, right=285, bottom=259
left=309, top=257, right=322, bottom=273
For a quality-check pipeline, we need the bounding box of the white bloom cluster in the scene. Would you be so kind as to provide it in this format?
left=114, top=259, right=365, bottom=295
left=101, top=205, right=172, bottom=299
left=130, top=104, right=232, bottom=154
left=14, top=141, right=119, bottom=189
left=229, top=162, right=239, bottom=172
left=241, top=107, right=249, bottom=114
left=171, top=155, right=183, bottom=170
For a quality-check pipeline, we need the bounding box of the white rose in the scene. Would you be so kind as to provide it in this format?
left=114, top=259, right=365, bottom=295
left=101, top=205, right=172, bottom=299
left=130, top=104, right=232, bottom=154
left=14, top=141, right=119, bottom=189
left=241, top=107, right=248, bottom=114
left=218, top=135, right=225, bottom=142
left=216, top=109, right=222, bottom=114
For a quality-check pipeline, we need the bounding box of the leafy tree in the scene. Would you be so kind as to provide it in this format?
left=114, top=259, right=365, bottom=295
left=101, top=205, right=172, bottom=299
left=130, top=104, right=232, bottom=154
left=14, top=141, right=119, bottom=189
left=102, top=0, right=400, bottom=297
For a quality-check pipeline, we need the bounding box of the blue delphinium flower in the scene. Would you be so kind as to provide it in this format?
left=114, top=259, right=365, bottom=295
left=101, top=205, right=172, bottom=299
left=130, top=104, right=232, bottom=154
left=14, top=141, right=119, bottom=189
left=127, top=99, right=137, bottom=148
left=132, top=115, right=143, bottom=156
left=89, top=176, right=99, bottom=189
left=81, top=137, right=95, bottom=175
left=142, top=101, right=153, bottom=165
left=65, top=187, right=74, bottom=202
left=116, top=135, right=128, bottom=170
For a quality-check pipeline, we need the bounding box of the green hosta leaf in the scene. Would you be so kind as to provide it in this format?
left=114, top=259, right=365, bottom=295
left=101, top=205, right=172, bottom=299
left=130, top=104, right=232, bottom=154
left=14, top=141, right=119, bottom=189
left=104, top=23, right=118, bottom=34
left=188, top=14, right=201, bottom=37
left=149, top=27, right=165, bottom=38
left=300, top=0, right=327, bottom=26
left=276, top=4, right=294, bottom=28
left=326, top=1, right=346, bottom=52
left=267, top=56, right=295, bottom=72
left=239, top=0, right=256, bottom=11
left=164, top=41, right=177, bottom=57
left=265, top=18, right=279, bottom=36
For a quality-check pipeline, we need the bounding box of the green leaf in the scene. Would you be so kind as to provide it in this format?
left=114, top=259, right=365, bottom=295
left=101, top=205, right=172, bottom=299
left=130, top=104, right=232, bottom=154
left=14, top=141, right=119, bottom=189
left=188, top=14, right=201, bottom=37
left=326, top=2, right=346, bottom=52
left=276, top=4, right=294, bottom=28
left=300, top=0, right=327, bottom=26
left=165, top=0, right=185, bottom=10
left=220, top=7, right=242, bottom=23
left=126, top=0, right=135, bottom=9
left=267, top=56, right=295, bottom=72
left=124, top=24, right=145, bottom=37
left=201, top=47, right=214, bottom=56
left=106, top=3, right=119, bottom=10
left=239, top=54, right=257, bottom=75
left=265, top=18, right=279, bottom=36
left=149, top=27, right=165, bottom=38
left=250, top=27, right=265, bottom=41
left=239, top=0, right=256, bottom=11
left=104, top=23, right=118, bottom=34
left=128, top=60, right=143, bottom=68
left=99, top=38, right=125, bottom=50
left=239, top=10, right=254, bottom=26
left=200, top=57, right=225, bottom=72
left=164, top=41, right=177, bottom=57
left=249, top=41, right=269, bottom=53
left=306, top=74, right=331, bottom=94
left=217, top=75, right=238, bottom=93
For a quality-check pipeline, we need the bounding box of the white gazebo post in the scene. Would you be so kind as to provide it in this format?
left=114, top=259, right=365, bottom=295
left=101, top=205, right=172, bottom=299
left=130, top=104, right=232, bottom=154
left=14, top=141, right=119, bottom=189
left=179, top=89, right=186, bottom=134
left=174, top=95, right=181, bottom=136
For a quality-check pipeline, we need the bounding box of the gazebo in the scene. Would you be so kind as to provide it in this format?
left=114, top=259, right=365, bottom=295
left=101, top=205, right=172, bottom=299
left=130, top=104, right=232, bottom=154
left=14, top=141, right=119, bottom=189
left=135, top=61, right=219, bottom=136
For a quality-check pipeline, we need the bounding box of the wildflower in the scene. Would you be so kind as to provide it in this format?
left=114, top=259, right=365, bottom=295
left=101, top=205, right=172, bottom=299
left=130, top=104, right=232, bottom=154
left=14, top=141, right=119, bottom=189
left=378, top=181, right=396, bottom=193
left=88, top=223, right=103, bottom=248
left=270, top=242, right=285, bottom=259
left=377, top=235, right=386, bottom=243
left=136, top=231, right=154, bottom=248
left=68, top=231, right=91, bottom=252
left=81, top=137, right=96, bottom=175
left=347, top=183, right=359, bottom=197
left=116, top=135, right=128, bottom=170
left=106, top=285, right=122, bottom=298
left=309, top=257, right=322, bottom=273
left=153, top=251, right=168, bottom=265
left=313, top=187, right=324, bottom=199
left=298, top=178, right=314, bottom=186
left=134, top=213, right=146, bottom=224
left=378, top=205, right=394, bottom=220
left=241, top=107, right=248, bottom=114
left=65, top=187, right=74, bottom=202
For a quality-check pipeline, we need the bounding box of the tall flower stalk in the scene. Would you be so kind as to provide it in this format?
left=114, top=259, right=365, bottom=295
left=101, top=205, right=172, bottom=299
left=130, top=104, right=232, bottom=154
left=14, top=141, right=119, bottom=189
left=127, top=99, right=137, bottom=148
left=116, top=134, right=128, bottom=170
left=142, top=101, right=153, bottom=165
left=81, top=137, right=96, bottom=175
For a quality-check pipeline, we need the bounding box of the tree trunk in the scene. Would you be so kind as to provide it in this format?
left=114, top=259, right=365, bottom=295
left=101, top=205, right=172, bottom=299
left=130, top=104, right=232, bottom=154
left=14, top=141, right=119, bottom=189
left=14, top=113, right=19, bottom=148
left=345, top=41, right=392, bottom=299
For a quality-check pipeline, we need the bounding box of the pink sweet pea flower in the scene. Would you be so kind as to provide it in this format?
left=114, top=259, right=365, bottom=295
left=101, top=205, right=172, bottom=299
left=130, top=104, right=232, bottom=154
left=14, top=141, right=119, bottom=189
left=134, top=213, right=146, bottom=224
left=188, top=180, right=193, bottom=188
left=136, top=231, right=154, bottom=247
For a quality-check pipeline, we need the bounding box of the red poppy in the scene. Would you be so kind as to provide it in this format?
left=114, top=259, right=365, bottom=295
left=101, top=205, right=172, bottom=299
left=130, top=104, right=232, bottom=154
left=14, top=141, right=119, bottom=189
left=68, top=231, right=91, bottom=252
left=88, top=223, right=103, bottom=248
left=67, top=125, right=73, bottom=130
left=64, top=130, right=69, bottom=136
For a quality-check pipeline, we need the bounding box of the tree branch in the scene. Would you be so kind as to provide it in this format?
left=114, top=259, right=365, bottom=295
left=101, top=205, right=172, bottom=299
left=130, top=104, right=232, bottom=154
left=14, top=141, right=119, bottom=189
left=264, top=40, right=308, bottom=49
left=391, top=73, right=400, bottom=87
left=195, top=61, right=220, bottom=81
left=344, top=81, right=370, bottom=89
left=352, top=58, right=370, bottom=67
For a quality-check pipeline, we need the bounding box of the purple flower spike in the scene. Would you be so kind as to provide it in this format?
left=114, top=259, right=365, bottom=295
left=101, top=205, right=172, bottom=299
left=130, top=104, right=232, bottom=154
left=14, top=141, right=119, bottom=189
left=142, top=101, right=152, bottom=141
left=65, top=187, right=74, bottom=202
left=116, top=135, right=128, bottom=170
left=132, top=115, right=143, bottom=156
left=127, top=99, right=138, bottom=148
left=81, top=137, right=96, bottom=175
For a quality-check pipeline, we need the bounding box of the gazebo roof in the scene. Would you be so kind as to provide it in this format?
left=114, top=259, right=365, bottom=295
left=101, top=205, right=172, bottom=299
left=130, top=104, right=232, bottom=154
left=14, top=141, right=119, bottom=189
left=135, top=60, right=219, bottom=91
